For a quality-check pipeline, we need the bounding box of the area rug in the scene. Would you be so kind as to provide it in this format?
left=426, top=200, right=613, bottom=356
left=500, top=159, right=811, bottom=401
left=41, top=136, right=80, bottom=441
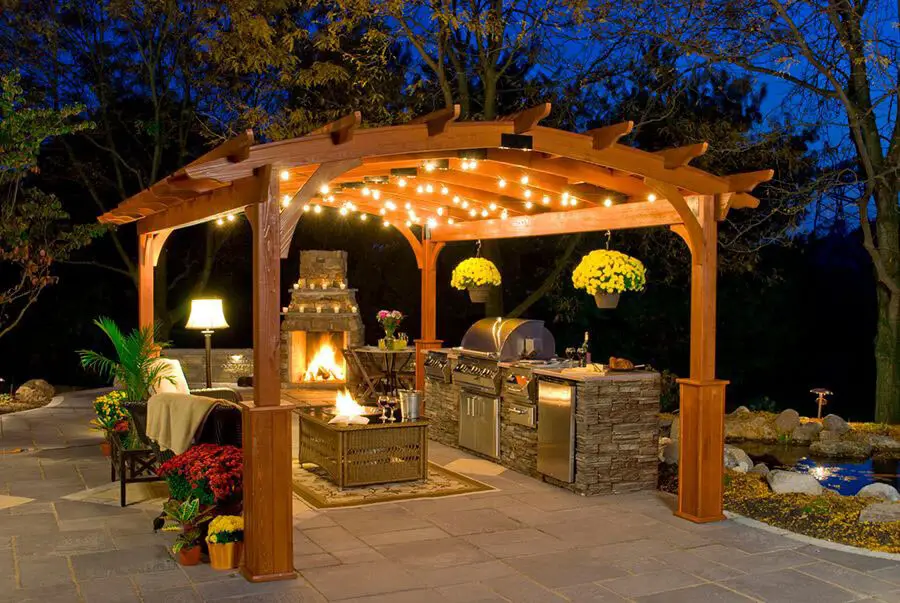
left=292, top=461, right=496, bottom=509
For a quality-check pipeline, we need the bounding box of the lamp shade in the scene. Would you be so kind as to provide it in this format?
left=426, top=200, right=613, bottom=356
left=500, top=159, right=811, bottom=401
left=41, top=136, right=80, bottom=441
left=186, top=298, right=229, bottom=330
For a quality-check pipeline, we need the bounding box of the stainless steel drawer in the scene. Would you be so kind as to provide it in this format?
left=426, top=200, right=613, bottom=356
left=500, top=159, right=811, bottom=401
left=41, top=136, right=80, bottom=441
left=506, top=402, right=535, bottom=428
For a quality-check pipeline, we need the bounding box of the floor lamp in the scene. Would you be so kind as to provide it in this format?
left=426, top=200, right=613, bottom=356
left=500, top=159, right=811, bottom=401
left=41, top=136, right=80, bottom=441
left=186, top=298, right=229, bottom=389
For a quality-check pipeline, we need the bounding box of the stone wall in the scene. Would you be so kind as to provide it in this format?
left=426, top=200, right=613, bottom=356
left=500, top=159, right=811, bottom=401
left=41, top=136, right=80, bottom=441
left=163, top=348, right=253, bottom=387
left=423, top=369, right=660, bottom=496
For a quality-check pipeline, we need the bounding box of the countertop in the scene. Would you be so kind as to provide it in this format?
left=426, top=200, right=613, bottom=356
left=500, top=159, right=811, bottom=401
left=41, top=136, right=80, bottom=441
left=532, top=367, right=659, bottom=382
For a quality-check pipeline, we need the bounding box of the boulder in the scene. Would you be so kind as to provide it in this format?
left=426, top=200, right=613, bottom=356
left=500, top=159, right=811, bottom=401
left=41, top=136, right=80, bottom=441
left=791, top=422, right=823, bottom=444
left=865, top=435, right=900, bottom=454
left=14, top=379, right=54, bottom=404
left=858, top=502, right=900, bottom=524
left=857, top=483, right=900, bottom=502
left=731, top=406, right=751, bottom=418
left=725, top=414, right=778, bottom=442
left=766, top=469, right=824, bottom=495
left=774, top=409, right=801, bottom=435
left=809, top=439, right=873, bottom=459
left=749, top=463, right=770, bottom=477
left=724, top=444, right=753, bottom=473
left=818, top=429, right=842, bottom=442
left=669, top=417, right=680, bottom=441
left=822, top=414, right=850, bottom=435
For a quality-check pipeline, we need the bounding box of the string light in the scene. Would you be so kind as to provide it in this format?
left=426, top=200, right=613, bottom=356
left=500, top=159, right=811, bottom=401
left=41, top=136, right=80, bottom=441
left=385, top=200, right=397, bottom=211
left=520, top=175, right=529, bottom=185
left=525, top=201, right=533, bottom=209
left=216, top=217, right=225, bottom=226
left=226, top=214, right=236, bottom=222
left=383, top=219, right=390, bottom=227
left=448, top=217, right=455, bottom=225
left=303, top=204, right=310, bottom=212
left=498, top=178, right=507, bottom=188
left=489, top=202, right=497, bottom=211
left=398, top=177, right=407, bottom=188
left=462, top=200, right=470, bottom=209
left=440, top=186, right=449, bottom=195
left=481, top=209, right=489, bottom=218
left=425, top=184, right=434, bottom=193
left=501, top=209, right=509, bottom=220
left=570, top=198, right=578, bottom=206
left=372, top=190, right=381, bottom=200
left=561, top=191, right=570, bottom=202
left=280, top=170, right=290, bottom=181
left=339, top=207, right=349, bottom=216
left=361, top=187, right=370, bottom=196
left=281, top=195, right=291, bottom=208
left=469, top=208, right=477, bottom=217
left=423, top=161, right=436, bottom=172
left=319, top=184, right=329, bottom=194
left=405, top=220, right=412, bottom=227
left=460, top=160, right=470, bottom=171
left=313, top=205, right=322, bottom=214
left=404, top=201, right=412, bottom=210
left=416, top=184, right=424, bottom=194
left=427, top=217, right=438, bottom=228
left=542, top=195, right=551, bottom=205
left=603, top=198, right=613, bottom=207
left=647, top=193, right=657, bottom=203
left=360, top=214, right=368, bottom=222
left=561, top=198, right=569, bottom=207
left=327, top=195, right=335, bottom=202
left=452, top=196, right=460, bottom=204
left=523, top=189, right=532, bottom=199
left=379, top=208, right=386, bottom=215
left=437, top=207, right=445, bottom=216
left=469, top=159, right=478, bottom=170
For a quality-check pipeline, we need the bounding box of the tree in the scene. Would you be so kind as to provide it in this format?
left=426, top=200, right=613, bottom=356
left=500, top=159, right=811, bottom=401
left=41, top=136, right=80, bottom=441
left=596, top=0, right=900, bottom=422
left=0, top=71, right=99, bottom=339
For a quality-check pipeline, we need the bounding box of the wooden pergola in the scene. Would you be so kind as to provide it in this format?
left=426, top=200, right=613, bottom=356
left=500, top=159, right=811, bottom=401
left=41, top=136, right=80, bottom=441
left=101, top=103, right=771, bottom=583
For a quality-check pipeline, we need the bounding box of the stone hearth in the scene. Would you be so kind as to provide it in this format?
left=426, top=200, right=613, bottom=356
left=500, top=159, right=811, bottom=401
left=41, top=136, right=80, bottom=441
left=281, top=250, right=364, bottom=388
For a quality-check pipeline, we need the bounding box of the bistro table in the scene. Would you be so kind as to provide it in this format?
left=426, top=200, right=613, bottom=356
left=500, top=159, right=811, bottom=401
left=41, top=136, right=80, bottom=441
left=295, top=406, right=429, bottom=489
left=345, top=345, right=415, bottom=397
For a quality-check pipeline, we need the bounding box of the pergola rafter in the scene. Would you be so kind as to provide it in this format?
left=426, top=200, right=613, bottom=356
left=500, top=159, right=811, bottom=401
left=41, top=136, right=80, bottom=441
left=98, top=102, right=773, bottom=584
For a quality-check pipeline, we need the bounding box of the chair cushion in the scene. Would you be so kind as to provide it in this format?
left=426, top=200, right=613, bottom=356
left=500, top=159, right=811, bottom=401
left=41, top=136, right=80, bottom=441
left=150, top=358, right=191, bottom=396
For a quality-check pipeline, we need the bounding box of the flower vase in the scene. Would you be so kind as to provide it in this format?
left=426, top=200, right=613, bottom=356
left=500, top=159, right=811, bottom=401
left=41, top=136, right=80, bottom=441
left=209, top=542, right=243, bottom=570
left=468, top=286, right=491, bottom=303
left=177, top=545, right=202, bottom=566
left=593, top=292, right=620, bottom=309
left=100, top=440, right=111, bottom=457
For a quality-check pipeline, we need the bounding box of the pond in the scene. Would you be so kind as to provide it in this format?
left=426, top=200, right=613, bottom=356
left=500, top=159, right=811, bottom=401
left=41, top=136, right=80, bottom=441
left=739, top=441, right=900, bottom=495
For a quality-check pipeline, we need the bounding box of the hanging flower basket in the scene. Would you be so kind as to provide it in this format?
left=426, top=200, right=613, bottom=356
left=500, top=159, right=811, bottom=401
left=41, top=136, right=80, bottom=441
left=451, top=257, right=501, bottom=304
left=572, top=250, right=646, bottom=309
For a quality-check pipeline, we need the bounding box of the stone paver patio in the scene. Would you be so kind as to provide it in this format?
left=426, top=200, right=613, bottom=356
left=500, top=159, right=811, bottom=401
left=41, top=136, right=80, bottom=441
left=1, top=389, right=899, bottom=602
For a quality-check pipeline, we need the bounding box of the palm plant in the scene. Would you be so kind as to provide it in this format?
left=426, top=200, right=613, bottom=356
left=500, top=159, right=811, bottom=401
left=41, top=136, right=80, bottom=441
left=78, top=317, right=172, bottom=402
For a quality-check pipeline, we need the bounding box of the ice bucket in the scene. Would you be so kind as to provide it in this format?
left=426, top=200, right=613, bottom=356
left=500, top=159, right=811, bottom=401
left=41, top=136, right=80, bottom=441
left=398, top=389, right=422, bottom=420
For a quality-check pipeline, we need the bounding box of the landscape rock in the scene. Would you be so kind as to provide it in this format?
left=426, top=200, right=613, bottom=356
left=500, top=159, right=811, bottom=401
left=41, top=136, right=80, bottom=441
left=14, top=379, right=55, bottom=404
left=818, top=429, right=842, bottom=442
left=766, top=469, right=824, bottom=495
left=731, top=406, right=751, bottom=418
left=810, top=439, right=873, bottom=459
left=669, top=417, right=680, bottom=441
left=791, top=422, right=823, bottom=444
left=822, top=414, right=850, bottom=435
left=857, top=483, right=900, bottom=502
left=749, top=463, right=770, bottom=477
left=858, top=502, right=900, bottom=524
left=865, top=435, right=900, bottom=454
left=725, top=414, right=777, bottom=442
left=774, top=409, right=801, bottom=435
left=724, top=444, right=754, bottom=473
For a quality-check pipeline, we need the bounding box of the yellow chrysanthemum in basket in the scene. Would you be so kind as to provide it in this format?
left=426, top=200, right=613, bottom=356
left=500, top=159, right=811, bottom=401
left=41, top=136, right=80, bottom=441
left=572, top=250, right=647, bottom=295
left=451, top=257, right=501, bottom=290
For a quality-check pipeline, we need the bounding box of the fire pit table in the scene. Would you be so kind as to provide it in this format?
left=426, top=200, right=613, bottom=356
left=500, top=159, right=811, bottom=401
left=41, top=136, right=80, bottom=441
left=296, top=407, right=429, bottom=489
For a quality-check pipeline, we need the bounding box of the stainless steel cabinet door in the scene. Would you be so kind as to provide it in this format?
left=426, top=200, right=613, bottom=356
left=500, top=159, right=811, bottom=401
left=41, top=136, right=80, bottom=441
left=537, top=379, right=575, bottom=482
left=458, top=393, right=477, bottom=451
left=475, top=395, right=499, bottom=459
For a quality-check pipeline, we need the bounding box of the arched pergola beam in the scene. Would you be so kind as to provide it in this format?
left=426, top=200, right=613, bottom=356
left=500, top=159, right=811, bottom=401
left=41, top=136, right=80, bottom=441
left=643, top=178, right=705, bottom=265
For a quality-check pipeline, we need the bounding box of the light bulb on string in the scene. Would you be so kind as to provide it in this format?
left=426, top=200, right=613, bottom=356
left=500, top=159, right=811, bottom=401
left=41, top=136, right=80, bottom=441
left=383, top=219, right=390, bottom=227
left=542, top=195, right=551, bottom=205
left=360, top=214, right=368, bottom=222
left=525, top=201, right=533, bottom=209
left=280, top=170, right=290, bottom=181
left=452, top=195, right=460, bottom=204
left=462, top=200, right=470, bottom=209
left=361, top=187, right=370, bottom=196
left=372, top=190, right=381, bottom=200
left=427, top=217, right=438, bottom=228
left=216, top=218, right=225, bottom=226
left=469, top=208, right=477, bottom=217
left=313, top=205, right=322, bottom=214
left=397, top=177, right=407, bottom=188
left=416, top=184, right=424, bottom=194
left=603, top=198, right=613, bottom=207
left=497, top=178, right=506, bottom=189
left=523, top=189, right=532, bottom=199
left=440, top=186, right=449, bottom=195
left=520, top=175, right=529, bottom=185
left=226, top=214, right=236, bottom=222
left=425, top=183, right=434, bottom=193
left=489, top=202, right=497, bottom=211
left=480, top=209, right=488, bottom=217
left=319, top=184, right=329, bottom=194
left=647, top=193, right=656, bottom=203
left=303, top=204, right=310, bottom=212
left=500, top=209, right=509, bottom=220
left=405, top=201, right=412, bottom=210
left=448, top=218, right=455, bottom=225
left=282, top=194, right=292, bottom=207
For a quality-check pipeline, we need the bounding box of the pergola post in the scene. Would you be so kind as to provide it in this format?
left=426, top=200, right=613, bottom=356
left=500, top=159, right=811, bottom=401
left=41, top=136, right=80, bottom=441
left=138, top=233, right=154, bottom=330
left=240, top=164, right=296, bottom=583
left=676, top=194, right=727, bottom=523
left=415, top=238, right=443, bottom=389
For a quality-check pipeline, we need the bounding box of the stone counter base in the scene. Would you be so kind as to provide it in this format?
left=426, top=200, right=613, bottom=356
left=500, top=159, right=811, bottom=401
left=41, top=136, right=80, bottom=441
left=425, top=372, right=660, bottom=496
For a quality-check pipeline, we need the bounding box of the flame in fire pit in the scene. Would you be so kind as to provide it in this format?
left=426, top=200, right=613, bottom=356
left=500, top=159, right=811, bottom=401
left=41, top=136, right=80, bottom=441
left=334, top=389, right=365, bottom=418
left=304, top=340, right=346, bottom=382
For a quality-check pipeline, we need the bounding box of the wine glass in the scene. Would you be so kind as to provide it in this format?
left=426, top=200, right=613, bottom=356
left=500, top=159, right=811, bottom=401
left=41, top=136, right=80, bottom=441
left=386, top=396, right=398, bottom=422
left=376, top=395, right=389, bottom=422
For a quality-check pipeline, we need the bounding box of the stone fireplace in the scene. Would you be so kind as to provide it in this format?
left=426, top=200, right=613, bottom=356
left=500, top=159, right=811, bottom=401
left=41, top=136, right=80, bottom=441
left=281, top=251, right=364, bottom=388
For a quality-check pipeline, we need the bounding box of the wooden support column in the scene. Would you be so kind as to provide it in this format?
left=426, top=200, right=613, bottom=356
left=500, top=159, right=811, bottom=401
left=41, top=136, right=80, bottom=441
left=138, top=233, right=154, bottom=330
left=415, top=238, right=444, bottom=390
left=676, top=194, right=728, bottom=524
left=240, top=165, right=296, bottom=583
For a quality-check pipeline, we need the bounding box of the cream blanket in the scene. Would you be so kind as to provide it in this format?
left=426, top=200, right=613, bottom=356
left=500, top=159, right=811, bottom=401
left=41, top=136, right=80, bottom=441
left=146, top=393, right=218, bottom=454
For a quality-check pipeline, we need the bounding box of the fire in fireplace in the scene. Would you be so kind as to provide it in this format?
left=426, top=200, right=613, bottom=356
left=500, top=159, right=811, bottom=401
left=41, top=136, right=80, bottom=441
left=289, top=331, right=347, bottom=384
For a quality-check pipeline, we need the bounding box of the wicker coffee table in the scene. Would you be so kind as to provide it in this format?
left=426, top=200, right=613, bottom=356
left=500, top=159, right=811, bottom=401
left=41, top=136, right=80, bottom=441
left=296, top=407, right=429, bottom=489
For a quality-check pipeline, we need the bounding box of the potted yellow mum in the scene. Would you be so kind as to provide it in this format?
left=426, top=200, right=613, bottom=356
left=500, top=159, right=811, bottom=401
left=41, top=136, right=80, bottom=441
left=451, top=257, right=501, bottom=303
left=206, top=515, right=244, bottom=570
left=572, top=250, right=647, bottom=309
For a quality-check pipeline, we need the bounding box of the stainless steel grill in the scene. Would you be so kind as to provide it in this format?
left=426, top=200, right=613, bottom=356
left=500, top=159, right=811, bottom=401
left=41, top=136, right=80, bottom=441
left=452, top=356, right=501, bottom=394
left=459, top=318, right=555, bottom=362
left=423, top=350, right=452, bottom=383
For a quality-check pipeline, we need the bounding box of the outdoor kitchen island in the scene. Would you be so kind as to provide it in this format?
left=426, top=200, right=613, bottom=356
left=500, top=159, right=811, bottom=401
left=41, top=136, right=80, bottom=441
left=423, top=319, right=661, bottom=496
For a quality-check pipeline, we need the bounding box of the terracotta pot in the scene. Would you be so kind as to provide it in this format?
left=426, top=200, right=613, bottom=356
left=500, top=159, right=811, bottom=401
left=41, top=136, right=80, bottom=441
left=208, top=541, right=243, bottom=570
left=177, top=545, right=202, bottom=566
left=100, top=441, right=111, bottom=457
left=468, top=286, right=491, bottom=303
left=593, top=292, right=620, bottom=309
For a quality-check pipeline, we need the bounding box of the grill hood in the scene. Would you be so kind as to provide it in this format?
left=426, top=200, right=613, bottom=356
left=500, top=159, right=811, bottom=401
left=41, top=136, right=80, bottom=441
left=459, top=318, right=556, bottom=361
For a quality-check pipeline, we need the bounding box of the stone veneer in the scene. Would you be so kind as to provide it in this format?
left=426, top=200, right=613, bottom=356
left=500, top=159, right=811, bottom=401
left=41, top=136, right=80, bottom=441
left=163, top=348, right=253, bottom=387
left=425, top=369, right=660, bottom=495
